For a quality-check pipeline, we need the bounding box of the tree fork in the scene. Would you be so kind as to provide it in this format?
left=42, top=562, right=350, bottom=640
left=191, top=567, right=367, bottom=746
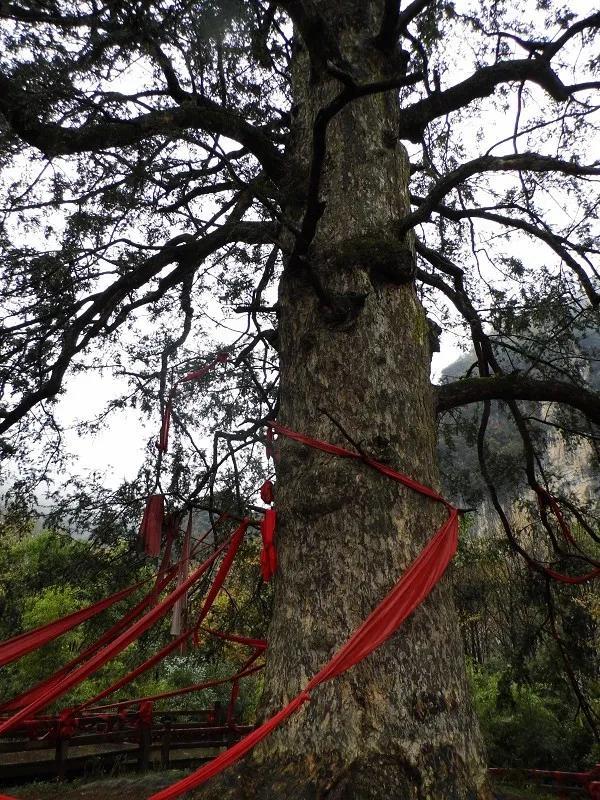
left=198, top=3, right=491, bottom=798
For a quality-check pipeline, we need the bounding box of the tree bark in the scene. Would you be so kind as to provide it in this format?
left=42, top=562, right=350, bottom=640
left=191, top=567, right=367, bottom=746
left=200, top=3, right=490, bottom=797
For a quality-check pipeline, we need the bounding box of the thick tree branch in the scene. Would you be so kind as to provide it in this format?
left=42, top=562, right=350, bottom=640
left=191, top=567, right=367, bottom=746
left=0, top=221, right=275, bottom=434
left=0, top=73, right=285, bottom=183
left=400, top=152, right=600, bottom=237
left=398, top=58, right=573, bottom=142
left=436, top=374, right=600, bottom=426
left=374, top=0, right=433, bottom=51
left=542, top=11, right=600, bottom=59
left=0, top=3, right=102, bottom=27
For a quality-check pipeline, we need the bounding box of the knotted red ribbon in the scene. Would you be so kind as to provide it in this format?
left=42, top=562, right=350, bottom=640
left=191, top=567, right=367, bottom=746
left=260, top=479, right=274, bottom=505
left=57, top=708, right=77, bottom=738
left=138, top=700, right=154, bottom=727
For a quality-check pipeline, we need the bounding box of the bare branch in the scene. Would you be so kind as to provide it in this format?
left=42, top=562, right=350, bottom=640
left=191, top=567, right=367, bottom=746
left=401, top=152, right=600, bottom=237
left=421, top=199, right=600, bottom=306
left=0, top=221, right=275, bottom=434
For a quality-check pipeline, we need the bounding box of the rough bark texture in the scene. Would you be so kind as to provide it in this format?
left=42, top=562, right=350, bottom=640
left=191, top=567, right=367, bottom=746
left=196, top=3, right=491, bottom=798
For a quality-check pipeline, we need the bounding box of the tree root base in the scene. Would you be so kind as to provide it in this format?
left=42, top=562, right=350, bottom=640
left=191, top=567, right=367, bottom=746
left=189, top=751, right=493, bottom=800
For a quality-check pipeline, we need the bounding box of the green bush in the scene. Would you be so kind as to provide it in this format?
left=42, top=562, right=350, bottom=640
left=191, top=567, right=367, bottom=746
left=469, top=665, right=597, bottom=770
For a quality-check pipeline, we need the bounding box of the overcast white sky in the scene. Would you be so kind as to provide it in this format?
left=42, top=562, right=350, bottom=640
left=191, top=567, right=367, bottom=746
left=53, top=338, right=462, bottom=488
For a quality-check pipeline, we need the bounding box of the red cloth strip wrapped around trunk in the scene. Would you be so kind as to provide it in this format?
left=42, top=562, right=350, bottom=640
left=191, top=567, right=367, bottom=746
left=149, top=510, right=458, bottom=800
left=148, top=420, right=459, bottom=800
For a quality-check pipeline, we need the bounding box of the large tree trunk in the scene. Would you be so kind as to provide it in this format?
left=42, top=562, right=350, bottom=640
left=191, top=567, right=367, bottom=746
left=201, top=3, right=490, bottom=798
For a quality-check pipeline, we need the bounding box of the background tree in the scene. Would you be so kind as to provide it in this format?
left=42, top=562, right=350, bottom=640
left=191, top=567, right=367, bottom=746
left=0, top=1, right=599, bottom=798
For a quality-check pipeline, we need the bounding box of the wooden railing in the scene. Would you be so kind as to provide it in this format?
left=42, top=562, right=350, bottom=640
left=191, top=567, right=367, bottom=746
left=0, top=708, right=252, bottom=786
left=489, top=766, right=600, bottom=798
left=3, top=715, right=599, bottom=797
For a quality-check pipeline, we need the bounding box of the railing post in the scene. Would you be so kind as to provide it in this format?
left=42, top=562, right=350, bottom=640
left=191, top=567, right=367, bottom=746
left=55, top=732, right=69, bottom=781
left=137, top=722, right=152, bottom=772
left=161, top=719, right=171, bottom=770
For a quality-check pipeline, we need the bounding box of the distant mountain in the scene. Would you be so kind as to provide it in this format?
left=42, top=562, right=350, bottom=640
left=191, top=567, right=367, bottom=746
left=437, top=340, right=599, bottom=512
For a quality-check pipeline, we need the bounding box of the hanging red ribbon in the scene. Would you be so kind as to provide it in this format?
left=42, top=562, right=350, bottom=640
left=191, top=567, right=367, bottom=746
left=260, top=508, right=277, bottom=582
left=156, top=352, right=229, bottom=453
left=57, top=708, right=77, bottom=739
left=139, top=494, right=164, bottom=557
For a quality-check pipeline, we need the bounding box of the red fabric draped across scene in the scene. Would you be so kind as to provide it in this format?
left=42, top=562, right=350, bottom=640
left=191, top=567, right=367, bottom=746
left=149, top=512, right=458, bottom=800
left=0, top=567, right=178, bottom=713
left=74, top=523, right=247, bottom=713
left=0, top=516, right=228, bottom=717
left=0, top=579, right=145, bottom=669
left=2, top=414, right=593, bottom=800
left=88, top=652, right=264, bottom=712
left=0, top=522, right=248, bottom=737
left=146, top=424, right=459, bottom=800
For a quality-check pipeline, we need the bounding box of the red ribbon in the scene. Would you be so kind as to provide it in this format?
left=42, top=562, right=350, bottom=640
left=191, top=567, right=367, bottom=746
left=148, top=423, right=458, bottom=800
left=138, top=700, right=154, bottom=727
left=139, top=494, right=164, bottom=557
left=260, top=479, right=274, bottom=505
left=156, top=353, right=228, bottom=453
left=260, top=509, right=277, bottom=582
left=57, top=708, right=77, bottom=738
left=0, top=527, right=244, bottom=737
left=533, top=486, right=600, bottom=583
left=0, top=578, right=145, bottom=671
